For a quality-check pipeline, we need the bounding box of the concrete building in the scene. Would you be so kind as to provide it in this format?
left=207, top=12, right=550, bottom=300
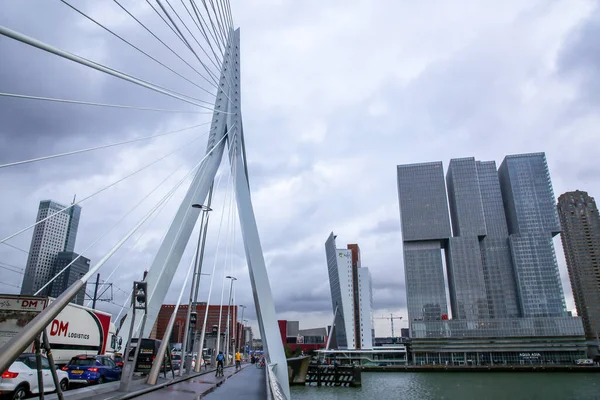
left=49, top=252, right=90, bottom=305
left=21, top=200, right=81, bottom=296
left=397, top=153, right=586, bottom=365
left=557, top=191, right=600, bottom=341
left=325, top=233, right=373, bottom=349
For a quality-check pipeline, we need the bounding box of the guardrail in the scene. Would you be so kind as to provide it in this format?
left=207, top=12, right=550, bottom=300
left=266, top=363, right=288, bottom=400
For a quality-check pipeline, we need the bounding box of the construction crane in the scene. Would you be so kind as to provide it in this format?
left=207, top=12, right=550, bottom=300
left=375, top=314, right=403, bottom=338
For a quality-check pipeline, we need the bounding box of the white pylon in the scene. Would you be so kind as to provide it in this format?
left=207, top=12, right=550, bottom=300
left=118, top=28, right=290, bottom=398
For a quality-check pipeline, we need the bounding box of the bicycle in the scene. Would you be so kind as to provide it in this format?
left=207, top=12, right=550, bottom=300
left=256, top=359, right=265, bottom=369
left=216, top=362, right=224, bottom=377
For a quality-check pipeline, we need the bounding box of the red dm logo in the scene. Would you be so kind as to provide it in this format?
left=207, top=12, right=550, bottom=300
left=50, top=320, right=69, bottom=336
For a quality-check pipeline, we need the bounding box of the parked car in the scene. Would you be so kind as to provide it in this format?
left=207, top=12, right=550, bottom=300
left=112, top=354, right=124, bottom=368
left=0, top=353, right=69, bottom=399
left=171, top=354, right=182, bottom=371
left=61, top=355, right=121, bottom=385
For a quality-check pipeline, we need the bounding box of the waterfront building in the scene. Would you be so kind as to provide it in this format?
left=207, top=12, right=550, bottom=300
left=557, top=191, right=600, bottom=341
left=396, top=162, right=451, bottom=323
left=21, top=200, right=81, bottom=296
left=278, top=320, right=328, bottom=353
left=325, top=233, right=373, bottom=349
left=49, top=252, right=90, bottom=305
left=397, top=153, right=586, bottom=365
left=498, top=153, right=567, bottom=317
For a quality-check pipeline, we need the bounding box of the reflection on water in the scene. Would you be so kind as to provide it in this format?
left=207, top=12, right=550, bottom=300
left=291, top=372, right=600, bottom=400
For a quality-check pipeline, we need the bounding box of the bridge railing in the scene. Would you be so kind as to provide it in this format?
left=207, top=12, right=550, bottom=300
left=266, top=363, right=288, bottom=400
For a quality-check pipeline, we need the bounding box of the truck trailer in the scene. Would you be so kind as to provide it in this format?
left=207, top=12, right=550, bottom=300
left=0, top=295, right=122, bottom=366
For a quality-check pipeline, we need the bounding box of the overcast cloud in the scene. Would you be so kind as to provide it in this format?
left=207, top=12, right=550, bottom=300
left=1, top=0, right=599, bottom=338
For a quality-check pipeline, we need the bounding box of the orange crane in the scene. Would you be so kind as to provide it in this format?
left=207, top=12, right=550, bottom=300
left=375, top=314, right=403, bottom=338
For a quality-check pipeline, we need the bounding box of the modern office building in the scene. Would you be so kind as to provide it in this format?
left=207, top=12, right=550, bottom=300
left=49, top=252, right=90, bottom=305
left=499, top=153, right=567, bottom=318
left=557, top=191, right=600, bottom=341
left=397, top=162, right=451, bottom=323
left=397, top=153, right=586, bottom=365
left=21, top=200, right=82, bottom=296
left=325, top=233, right=373, bottom=349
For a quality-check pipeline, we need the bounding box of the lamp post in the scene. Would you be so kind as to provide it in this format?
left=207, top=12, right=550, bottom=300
left=224, top=276, right=236, bottom=364
left=242, top=318, right=249, bottom=359
left=239, top=305, right=246, bottom=358
left=180, top=203, right=212, bottom=375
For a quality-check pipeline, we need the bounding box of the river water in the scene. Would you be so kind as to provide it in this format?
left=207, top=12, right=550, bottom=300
left=290, top=372, right=600, bottom=399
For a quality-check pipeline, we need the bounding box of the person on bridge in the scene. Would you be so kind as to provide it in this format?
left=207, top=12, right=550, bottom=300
left=216, top=351, right=225, bottom=377
left=235, top=351, right=242, bottom=370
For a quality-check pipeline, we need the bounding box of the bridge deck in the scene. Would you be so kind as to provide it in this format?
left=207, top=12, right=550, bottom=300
left=45, top=364, right=265, bottom=400
left=201, top=364, right=267, bottom=399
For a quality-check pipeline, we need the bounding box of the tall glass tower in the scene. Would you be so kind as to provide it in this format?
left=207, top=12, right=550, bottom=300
left=499, top=153, right=567, bottom=318
left=397, top=162, right=451, bottom=324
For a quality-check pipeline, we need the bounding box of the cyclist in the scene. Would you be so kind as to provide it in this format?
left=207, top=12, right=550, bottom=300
left=235, top=351, right=242, bottom=370
left=216, top=351, right=225, bottom=377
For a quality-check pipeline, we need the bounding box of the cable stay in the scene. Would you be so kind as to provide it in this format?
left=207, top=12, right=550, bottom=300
left=156, top=0, right=220, bottom=88
left=0, top=264, right=24, bottom=275
left=0, top=92, right=216, bottom=114
left=190, top=0, right=224, bottom=56
left=113, top=0, right=217, bottom=90
left=33, top=137, right=204, bottom=296
left=0, top=127, right=213, bottom=245
left=0, top=122, right=210, bottom=169
left=0, top=25, right=217, bottom=110
left=35, top=128, right=231, bottom=299
left=86, top=156, right=193, bottom=307
left=59, top=0, right=217, bottom=100
left=164, top=0, right=222, bottom=75
left=178, top=0, right=224, bottom=70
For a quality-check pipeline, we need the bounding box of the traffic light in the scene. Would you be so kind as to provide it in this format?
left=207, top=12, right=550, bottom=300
left=190, top=312, right=197, bottom=327
left=133, top=281, right=147, bottom=310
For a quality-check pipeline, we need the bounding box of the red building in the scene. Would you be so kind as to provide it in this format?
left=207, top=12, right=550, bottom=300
left=278, top=320, right=328, bottom=353
left=151, top=303, right=243, bottom=349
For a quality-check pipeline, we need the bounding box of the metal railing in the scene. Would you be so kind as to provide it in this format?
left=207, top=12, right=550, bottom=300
left=266, top=363, right=288, bottom=400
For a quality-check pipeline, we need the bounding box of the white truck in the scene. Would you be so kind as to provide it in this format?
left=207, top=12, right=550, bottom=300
left=0, top=295, right=122, bottom=366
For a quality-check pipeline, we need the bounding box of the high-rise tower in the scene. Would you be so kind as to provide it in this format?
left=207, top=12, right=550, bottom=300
left=499, top=153, right=567, bottom=317
left=557, top=191, right=600, bottom=341
left=325, top=233, right=373, bottom=349
left=397, top=162, right=451, bottom=323
left=21, top=200, right=82, bottom=296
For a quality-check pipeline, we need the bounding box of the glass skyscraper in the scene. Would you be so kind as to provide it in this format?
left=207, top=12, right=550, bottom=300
left=21, top=200, right=82, bottom=296
left=499, top=153, right=567, bottom=318
left=397, top=152, right=580, bottom=336
left=397, top=162, right=451, bottom=323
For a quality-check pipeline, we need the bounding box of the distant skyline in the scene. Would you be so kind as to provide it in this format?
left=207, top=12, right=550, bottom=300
left=1, top=1, right=599, bottom=339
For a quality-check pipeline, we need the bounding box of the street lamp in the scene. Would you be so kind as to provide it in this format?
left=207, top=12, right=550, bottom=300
left=224, top=276, right=237, bottom=364
left=242, top=318, right=249, bottom=358
left=181, top=203, right=212, bottom=375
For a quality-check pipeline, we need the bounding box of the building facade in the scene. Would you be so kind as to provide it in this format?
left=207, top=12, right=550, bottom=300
left=49, top=252, right=90, bottom=305
left=397, top=162, right=451, bottom=323
left=499, top=153, right=567, bottom=318
left=557, top=191, right=600, bottom=341
left=21, top=200, right=82, bottom=296
left=150, top=304, right=239, bottom=351
left=325, top=233, right=373, bottom=349
left=397, top=153, right=586, bottom=364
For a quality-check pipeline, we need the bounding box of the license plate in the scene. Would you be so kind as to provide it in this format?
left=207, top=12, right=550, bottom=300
left=72, top=370, right=84, bottom=374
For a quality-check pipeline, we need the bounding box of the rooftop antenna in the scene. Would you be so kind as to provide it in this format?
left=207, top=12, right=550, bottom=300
left=72, top=194, right=76, bottom=205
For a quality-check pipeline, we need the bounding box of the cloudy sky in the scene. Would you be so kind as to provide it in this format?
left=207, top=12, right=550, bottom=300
left=1, top=0, right=599, bottom=339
